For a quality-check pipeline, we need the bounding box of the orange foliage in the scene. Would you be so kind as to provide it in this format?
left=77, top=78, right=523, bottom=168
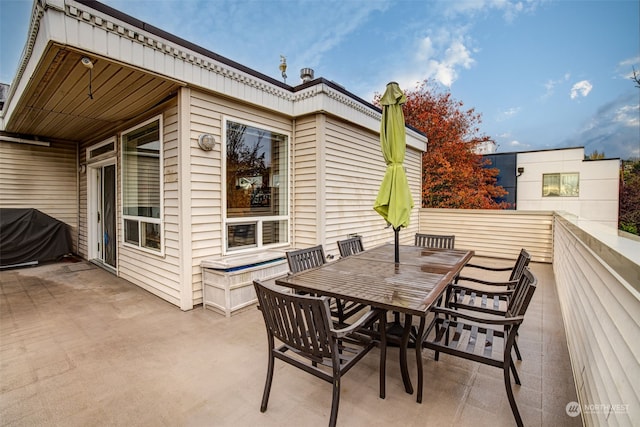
left=396, top=80, right=509, bottom=209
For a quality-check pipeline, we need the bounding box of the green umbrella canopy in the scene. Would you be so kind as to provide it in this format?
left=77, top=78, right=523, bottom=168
left=373, top=82, right=414, bottom=229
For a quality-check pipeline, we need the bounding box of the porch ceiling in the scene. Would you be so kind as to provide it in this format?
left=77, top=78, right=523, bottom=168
left=4, top=43, right=183, bottom=142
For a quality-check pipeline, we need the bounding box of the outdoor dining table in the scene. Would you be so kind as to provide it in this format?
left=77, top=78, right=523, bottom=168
left=276, top=243, right=474, bottom=403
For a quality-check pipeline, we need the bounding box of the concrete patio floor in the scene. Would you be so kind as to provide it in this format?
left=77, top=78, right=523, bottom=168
left=1, top=259, right=582, bottom=426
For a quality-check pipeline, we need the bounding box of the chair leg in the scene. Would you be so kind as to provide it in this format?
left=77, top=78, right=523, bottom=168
left=261, top=352, right=275, bottom=412
left=329, top=376, right=341, bottom=427
left=503, top=362, right=524, bottom=427
left=510, top=359, right=521, bottom=385
left=513, top=340, right=523, bottom=361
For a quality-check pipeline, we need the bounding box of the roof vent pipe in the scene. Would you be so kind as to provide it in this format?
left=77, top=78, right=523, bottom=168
left=300, top=68, right=314, bottom=83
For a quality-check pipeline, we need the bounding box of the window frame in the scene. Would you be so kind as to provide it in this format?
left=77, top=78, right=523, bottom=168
left=222, top=117, right=290, bottom=255
left=86, top=137, right=116, bottom=162
left=542, top=172, right=580, bottom=197
left=120, top=115, right=164, bottom=256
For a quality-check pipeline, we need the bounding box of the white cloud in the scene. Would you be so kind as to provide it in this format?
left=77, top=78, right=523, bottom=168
left=507, top=140, right=531, bottom=150
left=408, top=32, right=475, bottom=87
left=444, top=0, right=542, bottom=22
left=618, top=56, right=640, bottom=79
left=570, top=80, right=593, bottom=99
left=614, top=104, right=640, bottom=127
left=497, top=107, right=521, bottom=122
left=541, top=73, right=570, bottom=99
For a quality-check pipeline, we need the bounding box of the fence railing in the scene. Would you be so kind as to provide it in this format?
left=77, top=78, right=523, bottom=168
left=418, top=208, right=554, bottom=262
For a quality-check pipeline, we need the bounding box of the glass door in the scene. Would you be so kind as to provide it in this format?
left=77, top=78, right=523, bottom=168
left=95, top=164, right=117, bottom=269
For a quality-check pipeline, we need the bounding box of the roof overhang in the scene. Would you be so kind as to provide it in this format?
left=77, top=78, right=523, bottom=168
left=1, top=0, right=426, bottom=151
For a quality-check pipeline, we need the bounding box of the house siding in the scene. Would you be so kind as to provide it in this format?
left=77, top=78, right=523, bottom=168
left=76, top=103, right=182, bottom=306
left=0, top=0, right=426, bottom=311
left=188, top=89, right=292, bottom=305
left=289, top=114, right=422, bottom=256
left=0, top=140, right=79, bottom=252
left=291, top=115, right=321, bottom=249
left=117, top=106, right=181, bottom=305
left=553, top=214, right=639, bottom=426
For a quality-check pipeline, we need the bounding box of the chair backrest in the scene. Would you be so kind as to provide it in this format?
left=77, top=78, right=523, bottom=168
left=414, top=233, right=455, bottom=249
left=286, top=245, right=326, bottom=273
left=509, top=248, right=532, bottom=281
left=506, top=267, right=537, bottom=317
left=254, top=280, right=334, bottom=358
left=337, top=236, right=364, bottom=257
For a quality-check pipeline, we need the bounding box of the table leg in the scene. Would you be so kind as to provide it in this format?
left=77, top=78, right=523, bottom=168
left=400, top=314, right=413, bottom=394
left=415, top=316, right=427, bottom=403
left=380, top=311, right=386, bottom=399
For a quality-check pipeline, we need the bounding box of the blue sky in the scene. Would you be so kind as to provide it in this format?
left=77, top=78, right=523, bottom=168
left=1, top=0, right=639, bottom=159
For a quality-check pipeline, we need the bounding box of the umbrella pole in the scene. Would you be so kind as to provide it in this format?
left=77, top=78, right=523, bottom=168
left=394, top=226, right=400, bottom=264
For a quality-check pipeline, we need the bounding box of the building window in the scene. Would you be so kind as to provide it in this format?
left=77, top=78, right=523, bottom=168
left=225, top=120, right=288, bottom=252
left=121, top=116, right=163, bottom=253
left=87, top=137, right=116, bottom=161
left=542, top=173, right=579, bottom=197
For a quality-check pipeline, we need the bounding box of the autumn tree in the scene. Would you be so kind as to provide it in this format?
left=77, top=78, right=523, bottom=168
left=586, top=150, right=606, bottom=160
left=401, top=80, right=508, bottom=209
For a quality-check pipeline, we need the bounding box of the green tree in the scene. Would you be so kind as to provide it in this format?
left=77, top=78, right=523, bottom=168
left=586, top=150, right=606, bottom=160
left=619, top=160, right=640, bottom=235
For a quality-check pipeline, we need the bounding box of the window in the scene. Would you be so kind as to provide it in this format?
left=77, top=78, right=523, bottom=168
left=121, top=116, right=163, bottom=253
left=224, top=120, right=288, bottom=252
left=87, top=138, right=116, bottom=161
left=542, top=173, right=579, bottom=197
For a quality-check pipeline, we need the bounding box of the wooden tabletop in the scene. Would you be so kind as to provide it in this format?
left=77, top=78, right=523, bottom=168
left=276, top=244, right=474, bottom=316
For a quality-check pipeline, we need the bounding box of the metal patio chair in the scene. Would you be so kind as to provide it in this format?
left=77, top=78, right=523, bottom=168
left=286, top=245, right=367, bottom=325
left=444, top=248, right=532, bottom=360
left=414, top=233, right=455, bottom=249
left=455, top=248, right=531, bottom=288
left=286, top=245, right=326, bottom=273
left=253, top=280, right=386, bottom=427
left=421, top=267, right=537, bottom=427
left=337, top=236, right=364, bottom=257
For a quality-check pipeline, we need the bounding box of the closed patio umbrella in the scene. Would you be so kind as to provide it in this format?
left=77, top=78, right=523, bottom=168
left=374, top=82, right=414, bottom=263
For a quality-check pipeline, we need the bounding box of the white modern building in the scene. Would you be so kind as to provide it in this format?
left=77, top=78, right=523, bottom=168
left=485, top=147, right=620, bottom=229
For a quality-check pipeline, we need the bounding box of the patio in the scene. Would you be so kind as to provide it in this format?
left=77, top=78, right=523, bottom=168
left=1, top=258, right=581, bottom=426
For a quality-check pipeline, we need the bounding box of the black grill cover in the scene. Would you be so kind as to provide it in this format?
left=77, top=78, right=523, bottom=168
left=0, top=208, right=72, bottom=267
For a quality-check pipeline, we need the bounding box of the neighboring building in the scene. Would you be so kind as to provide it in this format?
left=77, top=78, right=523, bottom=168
left=484, top=147, right=620, bottom=228
left=473, top=139, right=497, bottom=155
left=0, top=0, right=427, bottom=311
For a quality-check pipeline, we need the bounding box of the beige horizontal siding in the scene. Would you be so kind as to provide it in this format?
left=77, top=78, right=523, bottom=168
left=322, top=116, right=421, bottom=256
left=0, top=140, right=79, bottom=252
left=553, top=215, right=639, bottom=426
left=188, top=90, right=292, bottom=305
left=291, top=115, right=321, bottom=248
left=418, top=208, right=554, bottom=262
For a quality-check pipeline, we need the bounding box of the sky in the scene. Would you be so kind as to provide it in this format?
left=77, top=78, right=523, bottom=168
left=1, top=0, right=639, bottom=159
